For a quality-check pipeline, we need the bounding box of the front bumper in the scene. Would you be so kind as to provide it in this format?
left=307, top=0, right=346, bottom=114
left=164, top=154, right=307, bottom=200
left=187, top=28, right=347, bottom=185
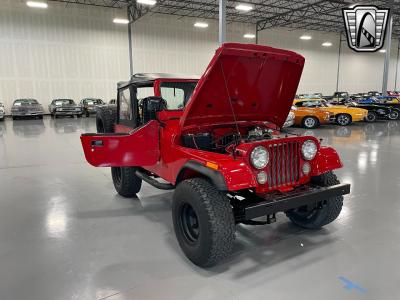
left=12, top=111, right=43, bottom=116
left=234, top=183, right=350, bottom=221
left=54, top=110, right=82, bottom=115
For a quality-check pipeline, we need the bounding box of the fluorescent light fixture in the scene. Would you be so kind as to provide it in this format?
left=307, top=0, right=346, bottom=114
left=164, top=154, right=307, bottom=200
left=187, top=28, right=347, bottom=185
left=244, top=33, right=256, bottom=39
left=235, top=4, right=253, bottom=12
left=113, top=18, right=129, bottom=24
left=136, top=0, right=156, bottom=5
left=322, top=42, right=332, bottom=47
left=379, top=49, right=386, bottom=53
left=300, top=35, right=312, bottom=40
left=194, top=22, right=208, bottom=28
left=26, top=1, right=48, bottom=8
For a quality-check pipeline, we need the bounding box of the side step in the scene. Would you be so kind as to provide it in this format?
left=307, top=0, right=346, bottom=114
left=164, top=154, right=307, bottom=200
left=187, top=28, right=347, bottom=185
left=135, top=169, right=175, bottom=190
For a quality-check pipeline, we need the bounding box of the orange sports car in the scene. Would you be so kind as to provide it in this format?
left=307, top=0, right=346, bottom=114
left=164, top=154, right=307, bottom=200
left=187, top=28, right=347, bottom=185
left=291, top=105, right=334, bottom=129
left=293, top=98, right=368, bottom=126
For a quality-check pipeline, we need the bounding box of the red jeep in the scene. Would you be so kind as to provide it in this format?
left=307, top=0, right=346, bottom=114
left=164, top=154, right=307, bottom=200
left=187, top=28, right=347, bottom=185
left=81, top=43, right=350, bottom=267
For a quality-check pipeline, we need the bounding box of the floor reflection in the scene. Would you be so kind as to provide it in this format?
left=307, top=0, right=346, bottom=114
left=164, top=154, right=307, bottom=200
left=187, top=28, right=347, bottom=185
left=12, top=119, right=46, bottom=137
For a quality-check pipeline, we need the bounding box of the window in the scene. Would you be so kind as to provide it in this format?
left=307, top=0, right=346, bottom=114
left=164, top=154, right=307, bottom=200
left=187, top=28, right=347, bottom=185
left=119, top=88, right=132, bottom=121
left=160, top=81, right=197, bottom=110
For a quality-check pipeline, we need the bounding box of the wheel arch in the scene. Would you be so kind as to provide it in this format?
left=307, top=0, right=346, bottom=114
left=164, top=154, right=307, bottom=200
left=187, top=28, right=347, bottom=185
left=175, top=161, right=227, bottom=191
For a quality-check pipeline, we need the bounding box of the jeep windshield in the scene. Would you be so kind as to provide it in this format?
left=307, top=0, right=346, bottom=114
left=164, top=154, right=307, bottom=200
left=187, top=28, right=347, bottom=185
left=13, top=99, right=39, bottom=106
left=159, top=81, right=197, bottom=110
left=53, top=99, right=75, bottom=106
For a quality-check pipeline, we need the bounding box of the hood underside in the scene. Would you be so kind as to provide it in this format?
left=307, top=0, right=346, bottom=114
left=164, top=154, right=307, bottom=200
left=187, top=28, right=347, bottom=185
left=180, top=43, right=305, bottom=129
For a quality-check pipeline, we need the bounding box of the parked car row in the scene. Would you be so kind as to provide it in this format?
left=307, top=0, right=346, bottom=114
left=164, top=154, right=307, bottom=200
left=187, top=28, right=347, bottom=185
left=290, top=92, right=400, bottom=129
left=0, top=98, right=116, bottom=120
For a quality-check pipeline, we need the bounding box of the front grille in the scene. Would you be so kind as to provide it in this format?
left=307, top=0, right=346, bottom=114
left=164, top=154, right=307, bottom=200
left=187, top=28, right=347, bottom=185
left=266, top=141, right=300, bottom=189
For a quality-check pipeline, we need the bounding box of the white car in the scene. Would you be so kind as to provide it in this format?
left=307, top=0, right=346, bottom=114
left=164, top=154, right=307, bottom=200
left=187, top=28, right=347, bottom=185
left=0, top=103, right=5, bottom=121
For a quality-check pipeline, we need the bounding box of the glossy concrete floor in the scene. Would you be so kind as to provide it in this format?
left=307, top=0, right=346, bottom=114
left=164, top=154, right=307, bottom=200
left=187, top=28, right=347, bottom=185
left=0, top=116, right=399, bottom=300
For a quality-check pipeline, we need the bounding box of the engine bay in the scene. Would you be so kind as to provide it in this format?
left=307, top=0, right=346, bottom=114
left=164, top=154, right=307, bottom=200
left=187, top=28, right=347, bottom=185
left=181, top=125, right=276, bottom=154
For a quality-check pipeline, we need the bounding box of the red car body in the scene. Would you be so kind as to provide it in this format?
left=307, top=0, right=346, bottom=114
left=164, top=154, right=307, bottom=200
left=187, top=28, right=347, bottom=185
left=81, top=43, right=343, bottom=192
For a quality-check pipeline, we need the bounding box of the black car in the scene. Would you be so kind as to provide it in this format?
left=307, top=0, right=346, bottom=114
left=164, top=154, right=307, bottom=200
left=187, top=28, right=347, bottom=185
left=333, top=96, right=396, bottom=122
left=48, top=99, right=83, bottom=118
left=79, top=98, right=105, bottom=117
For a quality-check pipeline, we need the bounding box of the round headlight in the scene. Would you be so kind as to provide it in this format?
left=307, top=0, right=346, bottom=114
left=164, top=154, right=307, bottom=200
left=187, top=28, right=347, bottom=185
left=257, top=171, right=267, bottom=184
left=250, top=146, right=269, bottom=169
left=301, top=140, right=317, bottom=161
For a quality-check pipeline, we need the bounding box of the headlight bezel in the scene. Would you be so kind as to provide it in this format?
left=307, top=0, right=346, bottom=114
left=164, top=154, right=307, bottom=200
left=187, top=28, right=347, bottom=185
left=301, top=139, right=318, bottom=161
left=250, top=146, right=269, bottom=169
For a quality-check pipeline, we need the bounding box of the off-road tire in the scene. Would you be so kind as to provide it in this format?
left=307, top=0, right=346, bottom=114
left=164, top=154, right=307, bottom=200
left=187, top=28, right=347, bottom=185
left=302, top=116, right=319, bottom=129
left=172, top=178, right=235, bottom=268
left=388, top=109, right=400, bottom=120
left=111, top=167, right=142, bottom=197
left=365, top=111, right=377, bottom=122
left=336, top=113, right=352, bottom=126
left=96, top=106, right=117, bottom=133
left=285, top=171, right=343, bottom=229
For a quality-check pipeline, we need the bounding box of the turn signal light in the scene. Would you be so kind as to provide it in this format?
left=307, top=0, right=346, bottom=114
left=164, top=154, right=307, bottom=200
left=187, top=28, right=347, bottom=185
left=205, top=162, right=219, bottom=170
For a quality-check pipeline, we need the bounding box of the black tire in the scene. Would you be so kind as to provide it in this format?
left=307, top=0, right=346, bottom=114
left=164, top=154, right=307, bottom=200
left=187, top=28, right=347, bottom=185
left=111, top=167, right=142, bottom=197
left=336, top=113, right=352, bottom=126
left=365, top=111, right=377, bottom=122
left=77, top=114, right=82, bottom=118
left=302, top=116, right=319, bottom=129
left=96, top=106, right=117, bottom=133
left=285, top=172, right=343, bottom=229
left=388, top=109, right=400, bottom=120
left=172, top=178, right=235, bottom=267
left=12, top=116, right=17, bottom=120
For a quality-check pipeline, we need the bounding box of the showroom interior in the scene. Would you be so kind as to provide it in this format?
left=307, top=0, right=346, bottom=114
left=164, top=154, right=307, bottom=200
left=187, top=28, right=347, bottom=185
left=1, top=0, right=400, bottom=299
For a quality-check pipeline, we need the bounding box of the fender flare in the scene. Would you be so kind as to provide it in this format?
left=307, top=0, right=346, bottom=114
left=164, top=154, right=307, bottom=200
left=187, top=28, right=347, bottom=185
left=310, top=146, right=343, bottom=176
left=176, top=160, right=227, bottom=191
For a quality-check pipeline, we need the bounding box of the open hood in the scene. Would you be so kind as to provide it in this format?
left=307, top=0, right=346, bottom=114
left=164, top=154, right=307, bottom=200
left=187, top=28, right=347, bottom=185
left=180, top=43, right=305, bottom=129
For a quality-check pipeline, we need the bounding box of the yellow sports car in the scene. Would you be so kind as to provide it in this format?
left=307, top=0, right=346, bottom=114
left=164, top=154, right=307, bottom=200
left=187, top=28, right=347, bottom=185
left=293, top=98, right=368, bottom=126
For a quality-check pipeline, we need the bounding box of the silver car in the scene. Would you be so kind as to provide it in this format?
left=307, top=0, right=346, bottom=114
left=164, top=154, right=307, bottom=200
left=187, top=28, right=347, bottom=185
left=49, top=99, right=83, bottom=118
left=0, top=103, right=4, bottom=121
left=11, top=99, right=44, bottom=120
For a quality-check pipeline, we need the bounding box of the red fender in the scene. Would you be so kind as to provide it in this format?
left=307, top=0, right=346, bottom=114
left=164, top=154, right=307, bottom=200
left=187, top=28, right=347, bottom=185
left=310, top=146, right=343, bottom=176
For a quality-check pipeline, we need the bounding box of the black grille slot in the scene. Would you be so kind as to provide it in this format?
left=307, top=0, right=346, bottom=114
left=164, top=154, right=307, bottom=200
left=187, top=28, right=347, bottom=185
left=267, top=141, right=300, bottom=188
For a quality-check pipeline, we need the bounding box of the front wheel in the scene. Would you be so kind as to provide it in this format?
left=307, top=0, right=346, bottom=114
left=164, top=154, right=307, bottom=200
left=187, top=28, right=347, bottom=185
left=172, top=178, right=235, bottom=267
left=336, top=114, right=352, bottom=126
left=365, top=111, right=377, bottom=122
left=302, top=116, right=319, bottom=129
left=388, top=109, right=400, bottom=120
left=111, top=167, right=142, bottom=197
left=285, top=172, right=343, bottom=229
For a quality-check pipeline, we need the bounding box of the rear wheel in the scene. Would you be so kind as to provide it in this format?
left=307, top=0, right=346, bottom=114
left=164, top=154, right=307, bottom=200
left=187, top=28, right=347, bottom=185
left=365, top=111, right=377, bottom=122
left=336, top=114, right=352, bottom=126
left=388, top=109, right=400, bottom=120
left=172, top=178, right=235, bottom=267
left=111, top=167, right=142, bottom=197
left=285, top=172, right=343, bottom=229
left=302, top=116, right=319, bottom=129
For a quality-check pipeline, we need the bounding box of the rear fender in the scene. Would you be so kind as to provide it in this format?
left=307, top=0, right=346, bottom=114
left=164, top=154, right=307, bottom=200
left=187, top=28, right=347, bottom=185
left=310, top=146, right=343, bottom=176
left=80, top=120, right=160, bottom=167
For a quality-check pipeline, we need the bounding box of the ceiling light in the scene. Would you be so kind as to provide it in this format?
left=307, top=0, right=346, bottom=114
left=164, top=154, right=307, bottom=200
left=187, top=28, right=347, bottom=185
left=244, top=33, right=256, bottom=39
left=235, top=4, right=253, bottom=12
left=136, top=0, right=156, bottom=5
left=113, top=18, right=129, bottom=24
left=194, top=22, right=208, bottom=28
left=26, top=1, right=48, bottom=8
left=322, top=42, right=332, bottom=47
left=300, top=35, right=312, bottom=40
left=379, top=49, right=386, bottom=53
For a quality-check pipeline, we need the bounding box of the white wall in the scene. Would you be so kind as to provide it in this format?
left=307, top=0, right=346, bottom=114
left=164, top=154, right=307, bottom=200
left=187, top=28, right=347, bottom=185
left=0, top=0, right=399, bottom=113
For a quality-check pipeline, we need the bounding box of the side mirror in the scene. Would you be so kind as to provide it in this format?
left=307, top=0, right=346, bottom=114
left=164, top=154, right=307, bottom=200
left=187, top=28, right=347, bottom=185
left=141, top=96, right=167, bottom=123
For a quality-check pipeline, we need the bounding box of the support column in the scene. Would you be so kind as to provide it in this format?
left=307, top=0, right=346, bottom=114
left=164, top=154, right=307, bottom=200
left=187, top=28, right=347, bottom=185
left=127, top=5, right=133, bottom=77
left=219, top=0, right=226, bottom=44
left=395, top=40, right=400, bottom=90
left=336, top=32, right=343, bottom=93
left=382, top=13, right=393, bottom=96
